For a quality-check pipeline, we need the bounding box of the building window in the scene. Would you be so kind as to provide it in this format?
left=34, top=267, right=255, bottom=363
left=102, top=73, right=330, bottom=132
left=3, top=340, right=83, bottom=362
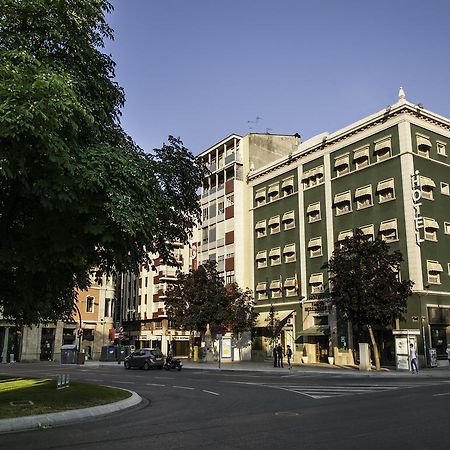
left=284, top=278, right=297, bottom=297
left=308, top=237, right=322, bottom=258
left=256, top=282, right=268, bottom=300
left=281, top=177, right=294, bottom=196
left=255, top=189, right=266, bottom=207
left=353, top=145, right=370, bottom=170
left=104, top=298, right=112, bottom=317
left=379, top=219, right=398, bottom=242
left=420, top=176, right=435, bottom=200
left=225, top=271, right=235, bottom=284
left=437, top=141, right=447, bottom=157
left=423, top=218, right=439, bottom=241
left=306, top=202, right=321, bottom=223
left=255, top=220, right=267, bottom=238
left=282, top=211, right=295, bottom=230
left=417, top=134, right=431, bottom=158
left=355, top=185, right=373, bottom=210
left=268, top=216, right=281, bottom=234
left=217, top=201, right=224, bottom=216
left=226, top=194, right=234, bottom=206
left=427, top=260, right=443, bottom=284
left=202, top=207, right=209, bottom=221
left=337, top=229, right=353, bottom=246
left=441, top=182, right=450, bottom=196
left=359, top=224, right=374, bottom=241
left=334, top=153, right=350, bottom=177
left=86, top=296, right=94, bottom=313
left=256, top=250, right=267, bottom=269
left=267, top=183, right=280, bottom=202
left=377, top=178, right=395, bottom=203
left=334, top=191, right=352, bottom=216
left=309, top=273, right=324, bottom=294
left=374, top=137, right=392, bottom=162
left=444, top=222, right=450, bottom=234
left=269, top=247, right=281, bottom=266
left=283, top=243, right=296, bottom=263
left=302, top=166, right=324, bottom=189
left=270, top=279, right=282, bottom=298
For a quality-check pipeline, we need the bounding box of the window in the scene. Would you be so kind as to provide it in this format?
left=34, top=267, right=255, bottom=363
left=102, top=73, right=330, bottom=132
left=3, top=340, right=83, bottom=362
left=281, top=177, right=294, bottom=196
left=308, top=237, right=322, bottom=258
left=334, top=153, right=350, bottom=177
left=217, top=201, right=224, bottom=216
left=437, top=141, right=447, bottom=156
left=256, top=282, right=268, bottom=300
left=377, top=178, right=395, bottom=203
left=255, top=189, right=266, bottom=207
left=269, top=247, right=281, bottom=266
left=379, top=219, right=398, bottom=242
left=444, top=222, right=450, bottom=234
left=302, top=166, right=324, bottom=189
left=420, top=176, right=435, bottom=200
left=86, top=296, right=94, bottom=313
left=309, top=273, right=324, bottom=294
left=282, top=211, right=295, bottom=230
left=355, top=185, right=373, bottom=210
left=374, top=137, right=392, bottom=162
left=353, top=145, right=370, bottom=169
left=359, top=224, right=374, bottom=241
left=226, top=194, right=234, bottom=206
left=283, top=243, right=296, bottom=263
left=268, top=215, right=281, bottom=234
left=314, top=315, right=329, bottom=326
left=256, top=250, right=267, bottom=269
left=441, top=182, right=450, bottom=196
left=306, top=202, right=321, bottom=223
left=423, top=218, right=439, bottom=241
left=225, top=271, right=235, bottom=284
left=427, top=260, right=443, bottom=284
left=267, top=183, right=280, bottom=202
left=337, top=230, right=353, bottom=246
left=270, top=279, right=282, bottom=298
left=334, top=191, right=352, bottom=215
left=255, top=219, right=267, bottom=238
left=202, top=207, right=209, bottom=221
left=104, top=298, right=112, bottom=317
left=284, top=278, right=297, bottom=297
left=417, top=134, right=431, bottom=158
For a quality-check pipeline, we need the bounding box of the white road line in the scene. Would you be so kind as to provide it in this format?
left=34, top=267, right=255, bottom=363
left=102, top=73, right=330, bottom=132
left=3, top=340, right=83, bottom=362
left=88, top=379, right=104, bottom=382
left=115, top=381, right=134, bottom=384
left=146, top=383, right=166, bottom=387
left=202, top=390, right=220, bottom=396
left=172, top=386, right=195, bottom=390
left=433, top=392, right=450, bottom=396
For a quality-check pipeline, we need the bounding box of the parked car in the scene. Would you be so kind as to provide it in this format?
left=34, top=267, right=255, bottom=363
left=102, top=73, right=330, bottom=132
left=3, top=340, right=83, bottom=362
left=124, top=348, right=164, bottom=370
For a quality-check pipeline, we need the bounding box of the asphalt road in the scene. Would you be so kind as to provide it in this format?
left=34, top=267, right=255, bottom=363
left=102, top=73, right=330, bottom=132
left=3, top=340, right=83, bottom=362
left=1, top=363, right=450, bottom=450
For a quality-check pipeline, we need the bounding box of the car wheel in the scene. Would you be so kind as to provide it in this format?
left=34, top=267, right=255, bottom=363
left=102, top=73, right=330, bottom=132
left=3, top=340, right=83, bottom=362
left=124, top=361, right=130, bottom=370
left=177, top=366, right=182, bottom=371
left=143, top=362, right=150, bottom=370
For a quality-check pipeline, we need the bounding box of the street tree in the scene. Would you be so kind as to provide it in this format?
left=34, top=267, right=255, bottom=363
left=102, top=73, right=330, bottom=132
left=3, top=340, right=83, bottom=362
left=326, top=230, right=413, bottom=370
left=0, top=1, right=205, bottom=325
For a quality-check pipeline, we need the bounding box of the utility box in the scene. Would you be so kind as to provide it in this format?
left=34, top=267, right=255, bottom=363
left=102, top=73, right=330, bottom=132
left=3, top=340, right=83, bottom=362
left=100, top=345, right=116, bottom=362
left=60, top=344, right=77, bottom=364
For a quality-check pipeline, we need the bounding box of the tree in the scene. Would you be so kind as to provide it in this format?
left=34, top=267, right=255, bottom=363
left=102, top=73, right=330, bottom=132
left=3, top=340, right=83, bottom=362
left=0, top=1, right=205, bottom=325
left=265, top=304, right=282, bottom=346
left=165, top=260, right=257, bottom=338
left=326, top=230, right=413, bottom=370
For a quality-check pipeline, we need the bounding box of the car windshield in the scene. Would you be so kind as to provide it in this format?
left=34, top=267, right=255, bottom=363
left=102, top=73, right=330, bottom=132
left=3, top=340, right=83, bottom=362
left=150, top=349, right=162, bottom=357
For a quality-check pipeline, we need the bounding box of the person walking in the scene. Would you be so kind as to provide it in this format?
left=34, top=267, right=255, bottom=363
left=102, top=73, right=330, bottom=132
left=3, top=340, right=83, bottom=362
left=410, top=343, right=419, bottom=374
left=276, top=344, right=284, bottom=368
left=286, top=345, right=293, bottom=368
left=273, top=346, right=278, bottom=367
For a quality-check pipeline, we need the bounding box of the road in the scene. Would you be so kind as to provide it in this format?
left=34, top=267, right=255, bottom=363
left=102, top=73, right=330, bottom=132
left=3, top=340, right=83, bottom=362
left=1, top=363, right=450, bottom=449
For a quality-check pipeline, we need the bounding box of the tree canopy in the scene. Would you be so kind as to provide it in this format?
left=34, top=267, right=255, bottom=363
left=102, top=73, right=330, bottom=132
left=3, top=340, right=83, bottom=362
left=165, top=260, right=257, bottom=336
left=326, top=230, right=413, bottom=368
left=0, top=1, right=205, bottom=324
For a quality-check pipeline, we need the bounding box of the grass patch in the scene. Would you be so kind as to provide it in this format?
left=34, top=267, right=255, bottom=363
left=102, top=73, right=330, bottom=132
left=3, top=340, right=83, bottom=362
left=0, top=376, right=131, bottom=419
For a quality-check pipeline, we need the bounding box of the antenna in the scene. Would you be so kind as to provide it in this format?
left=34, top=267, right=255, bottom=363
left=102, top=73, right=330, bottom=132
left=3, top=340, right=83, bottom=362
left=247, top=115, right=263, bottom=132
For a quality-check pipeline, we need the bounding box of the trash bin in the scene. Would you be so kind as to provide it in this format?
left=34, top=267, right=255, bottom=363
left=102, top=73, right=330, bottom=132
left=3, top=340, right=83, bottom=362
left=76, top=351, right=85, bottom=365
left=61, top=344, right=78, bottom=364
left=100, top=345, right=117, bottom=362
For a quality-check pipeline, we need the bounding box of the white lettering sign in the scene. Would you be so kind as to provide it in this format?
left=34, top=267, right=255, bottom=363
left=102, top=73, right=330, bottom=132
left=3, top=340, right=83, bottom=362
left=411, top=170, right=424, bottom=245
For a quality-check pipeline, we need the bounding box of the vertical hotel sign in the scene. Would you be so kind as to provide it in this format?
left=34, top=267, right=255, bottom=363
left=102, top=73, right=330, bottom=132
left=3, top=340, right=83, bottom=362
left=411, top=170, right=424, bottom=245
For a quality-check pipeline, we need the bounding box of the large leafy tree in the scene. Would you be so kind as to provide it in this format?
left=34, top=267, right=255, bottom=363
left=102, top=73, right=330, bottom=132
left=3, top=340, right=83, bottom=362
left=326, top=231, right=413, bottom=370
left=0, top=1, right=204, bottom=324
left=165, top=260, right=257, bottom=337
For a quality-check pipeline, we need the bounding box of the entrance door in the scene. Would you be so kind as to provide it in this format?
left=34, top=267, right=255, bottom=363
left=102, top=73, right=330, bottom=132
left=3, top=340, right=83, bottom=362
left=40, top=328, right=55, bottom=361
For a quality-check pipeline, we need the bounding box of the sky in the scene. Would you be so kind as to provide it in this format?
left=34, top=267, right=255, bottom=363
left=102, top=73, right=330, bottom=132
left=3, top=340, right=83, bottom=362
left=104, top=0, right=450, bottom=155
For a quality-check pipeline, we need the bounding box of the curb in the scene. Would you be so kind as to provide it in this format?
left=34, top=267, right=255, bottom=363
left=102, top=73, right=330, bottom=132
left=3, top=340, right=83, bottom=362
left=0, top=388, right=142, bottom=434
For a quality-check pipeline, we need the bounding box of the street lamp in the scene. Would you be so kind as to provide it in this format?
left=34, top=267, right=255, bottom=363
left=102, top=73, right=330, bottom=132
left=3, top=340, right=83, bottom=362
left=73, top=302, right=83, bottom=353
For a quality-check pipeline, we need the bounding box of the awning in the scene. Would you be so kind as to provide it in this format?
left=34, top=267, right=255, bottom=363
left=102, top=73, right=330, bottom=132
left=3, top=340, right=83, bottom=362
left=282, top=177, right=294, bottom=190
left=374, top=137, right=391, bottom=153
left=359, top=224, right=374, bottom=236
left=354, top=185, right=372, bottom=199
left=417, top=135, right=432, bottom=148
left=268, top=216, right=280, bottom=226
left=283, top=243, right=296, bottom=255
left=254, top=310, right=295, bottom=328
left=284, top=278, right=296, bottom=288
left=309, top=273, right=323, bottom=284
left=307, top=203, right=320, bottom=214
left=334, top=191, right=351, bottom=205
left=337, top=230, right=353, bottom=241
left=298, top=326, right=330, bottom=336
left=420, top=176, right=436, bottom=189
left=282, top=210, right=295, bottom=222
left=314, top=166, right=324, bottom=177
left=423, top=218, right=439, bottom=230
left=267, top=183, right=279, bottom=195
left=270, top=280, right=281, bottom=290
left=255, top=282, right=267, bottom=293
left=255, top=220, right=266, bottom=230
left=379, top=220, right=397, bottom=232
left=427, top=261, right=443, bottom=272
left=255, top=189, right=266, bottom=201
left=334, top=154, right=349, bottom=168
left=302, top=169, right=313, bottom=181
left=377, top=178, right=395, bottom=192
left=308, top=237, right=322, bottom=249
left=354, top=146, right=370, bottom=160
left=269, top=248, right=281, bottom=258
left=255, top=251, right=267, bottom=261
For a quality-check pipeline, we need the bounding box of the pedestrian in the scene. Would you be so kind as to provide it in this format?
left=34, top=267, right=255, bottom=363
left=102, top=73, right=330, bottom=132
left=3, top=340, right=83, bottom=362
left=276, top=344, right=284, bottom=368
left=286, top=345, right=293, bottom=368
left=273, top=346, right=278, bottom=367
left=410, top=343, right=419, bottom=374
left=446, top=344, right=450, bottom=365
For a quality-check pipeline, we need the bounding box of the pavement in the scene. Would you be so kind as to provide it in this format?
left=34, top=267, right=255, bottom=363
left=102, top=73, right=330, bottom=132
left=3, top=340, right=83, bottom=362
left=1, top=358, right=449, bottom=434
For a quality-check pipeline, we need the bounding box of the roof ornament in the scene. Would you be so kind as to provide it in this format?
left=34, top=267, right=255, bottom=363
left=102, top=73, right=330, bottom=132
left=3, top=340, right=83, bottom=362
left=398, top=86, right=406, bottom=100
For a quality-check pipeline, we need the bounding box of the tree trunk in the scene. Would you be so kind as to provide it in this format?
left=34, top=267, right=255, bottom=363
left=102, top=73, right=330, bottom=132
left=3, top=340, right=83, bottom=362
left=367, top=325, right=381, bottom=370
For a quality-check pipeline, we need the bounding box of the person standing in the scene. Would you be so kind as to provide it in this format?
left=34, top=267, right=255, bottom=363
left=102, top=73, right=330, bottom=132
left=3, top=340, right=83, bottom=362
left=276, top=344, right=284, bottom=368
left=446, top=344, right=450, bottom=365
left=410, top=343, right=419, bottom=374
left=273, top=346, right=278, bottom=367
left=286, top=345, right=293, bottom=368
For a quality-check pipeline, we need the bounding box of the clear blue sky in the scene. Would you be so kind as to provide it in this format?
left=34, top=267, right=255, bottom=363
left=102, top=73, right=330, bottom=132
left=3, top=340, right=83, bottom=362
left=105, top=0, right=450, bottom=155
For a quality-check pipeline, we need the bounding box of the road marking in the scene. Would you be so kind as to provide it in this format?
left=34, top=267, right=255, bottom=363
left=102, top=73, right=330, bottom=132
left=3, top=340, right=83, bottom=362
left=173, top=386, right=195, bottom=390
left=433, top=392, right=450, bottom=396
left=115, top=381, right=134, bottom=384
left=202, top=390, right=220, bottom=396
left=146, top=383, right=166, bottom=387
left=88, top=379, right=104, bottom=382
left=155, top=376, right=174, bottom=380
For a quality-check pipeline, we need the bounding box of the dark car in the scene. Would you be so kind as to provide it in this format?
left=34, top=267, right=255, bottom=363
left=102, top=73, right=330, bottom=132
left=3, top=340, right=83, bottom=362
left=124, top=348, right=164, bottom=370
